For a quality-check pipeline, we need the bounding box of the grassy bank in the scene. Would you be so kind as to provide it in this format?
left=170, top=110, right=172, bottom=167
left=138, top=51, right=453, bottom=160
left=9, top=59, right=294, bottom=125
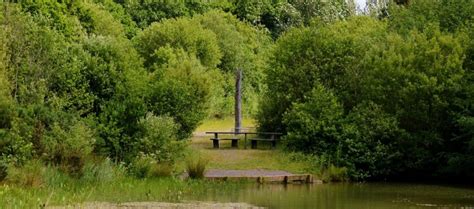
left=0, top=176, right=243, bottom=208
left=190, top=136, right=313, bottom=174
left=0, top=117, right=332, bottom=208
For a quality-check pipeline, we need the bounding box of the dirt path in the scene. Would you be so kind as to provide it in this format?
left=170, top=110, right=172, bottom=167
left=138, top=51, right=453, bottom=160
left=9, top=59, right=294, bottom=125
left=48, top=201, right=264, bottom=209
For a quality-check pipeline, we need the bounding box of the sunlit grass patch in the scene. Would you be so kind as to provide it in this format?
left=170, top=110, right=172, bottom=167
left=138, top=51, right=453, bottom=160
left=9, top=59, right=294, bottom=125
left=188, top=136, right=315, bottom=175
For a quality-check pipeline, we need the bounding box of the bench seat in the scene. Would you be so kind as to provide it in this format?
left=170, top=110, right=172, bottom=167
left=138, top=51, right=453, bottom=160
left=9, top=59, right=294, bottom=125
left=250, top=138, right=277, bottom=149
left=210, top=138, right=239, bottom=148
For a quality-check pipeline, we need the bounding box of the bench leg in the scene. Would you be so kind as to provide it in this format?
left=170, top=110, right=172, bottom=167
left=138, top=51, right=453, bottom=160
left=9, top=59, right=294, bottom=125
left=271, top=141, right=276, bottom=149
left=213, top=140, right=219, bottom=149
left=231, top=139, right=238, bottom=148
left=251, top=140, right=257, bottom=149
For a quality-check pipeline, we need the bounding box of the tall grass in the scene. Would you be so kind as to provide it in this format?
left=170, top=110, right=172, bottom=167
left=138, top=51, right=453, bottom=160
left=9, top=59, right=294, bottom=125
left=128, top=155, right=174, bottom=178
left=320, top=165, right=348, bottom=182
left=186, top=157, right=208, bottom=179
left=0, top=175, right=243, bottom=208
left=6, top=160, right=46, bottom=187
left=81, top=158, right=126, bottom=184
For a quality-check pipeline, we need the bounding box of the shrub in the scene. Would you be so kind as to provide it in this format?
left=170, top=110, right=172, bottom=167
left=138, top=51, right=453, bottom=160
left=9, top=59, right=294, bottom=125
left=320, top=165, right=348, bottom=183
left=42, top=166, right=72, bottom=188
left=283, top=85, right=345, bottom=154
left=283, top=87, right=404, bottom=180
left=135, top=114, right=186, bottom=163
left=147, top=52, right=213, bottom=139
left=128, top=155, right=153, bottom=179
left=133, top=17, right=222, bottom=68
left=81, top=158, right=125, bottom=183
left=6, top=160, right=45, bottom=187
left=148, top=163, right=174, bottom=178
left=0, top=118, right=34, bottom=166
left=128, top=154, right=174, bottom=178
left=339, top=102, right=403, bottom=180
left=0, top=160, right=7, bottom=182
left=0, top=67, right=13, bottom=130
left=186, top=156, right=208, bottom=179
left=43, top=121, right=95, bottom=177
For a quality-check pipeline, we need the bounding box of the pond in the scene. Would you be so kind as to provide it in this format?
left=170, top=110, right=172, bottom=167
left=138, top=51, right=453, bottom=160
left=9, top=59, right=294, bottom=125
left=184, top=183, right=474, bottom=209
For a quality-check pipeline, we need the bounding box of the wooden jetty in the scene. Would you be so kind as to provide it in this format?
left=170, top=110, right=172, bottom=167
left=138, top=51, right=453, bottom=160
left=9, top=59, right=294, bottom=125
left=204, top=169, right=320, bottom=184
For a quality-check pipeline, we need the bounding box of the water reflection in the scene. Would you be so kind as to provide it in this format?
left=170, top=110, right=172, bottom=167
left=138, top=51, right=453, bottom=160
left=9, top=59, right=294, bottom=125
left=186, top=183, right=474, bottom=209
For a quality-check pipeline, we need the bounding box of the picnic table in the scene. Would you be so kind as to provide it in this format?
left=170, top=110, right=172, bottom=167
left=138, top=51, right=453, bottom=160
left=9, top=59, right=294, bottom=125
left=205, top=131, right=282, bottom=149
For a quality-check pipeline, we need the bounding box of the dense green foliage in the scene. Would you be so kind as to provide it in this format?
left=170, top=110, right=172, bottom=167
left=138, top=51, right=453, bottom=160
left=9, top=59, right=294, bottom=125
left=0, top=2, right=204, bottom=172
left=0, top=0, right=274, bottom=178
left=258, top=0, right=474, bottom=180
left=0, top=0, right=472, bottom=182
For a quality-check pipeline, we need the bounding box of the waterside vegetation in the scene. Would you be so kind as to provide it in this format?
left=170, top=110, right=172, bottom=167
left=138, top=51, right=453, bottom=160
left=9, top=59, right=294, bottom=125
left=0, top=1, right=473, bottom=207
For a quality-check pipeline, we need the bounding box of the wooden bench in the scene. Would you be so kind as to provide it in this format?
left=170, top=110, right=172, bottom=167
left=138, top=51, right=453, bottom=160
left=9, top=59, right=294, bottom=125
left=206, top=132, right=241, bottom=149
left=210, top=137, right=239, bottom=149
left=250, top=133, right=280, bottom=149
left=205, top=131, right=281, bottom=149
left=250, top=138, right=277, bottom=149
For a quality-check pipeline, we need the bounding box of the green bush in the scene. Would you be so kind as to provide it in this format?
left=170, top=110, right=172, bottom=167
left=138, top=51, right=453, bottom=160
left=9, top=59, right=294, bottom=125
left=186, top=156, right=208, bottom=179
left=283, top=85, right=345, bottom=154
left=257, top=13, right=471, bottom=180
left=129, top=114, right=185, bottom=178
left=43, top=121, right=95, bottom=177
left=128, top=154, right=174, bottom=178
left=282, top=89, right=405, bottom=180
left=121, top=0, right=212, bottom=29
left=340, top=102, right=404, bottom=180
left=81, top=35, right=147, bottom=161
left=135, top=114, right=186, bottom=163
left=0, top=118, right=34, bottom=166
left=257, top=16, right=386, bottom=133
left=320, top=165, right=348, bottom=183
left=6, top=160, right=45, bottom=187
left=134, top=17, right=221, bottom=68
left=147, top=54, right=213, bottom=139
left=0, top=66, right=13, bottom=130
left=147, top=163, right=174, bottom=178
left=0, top=160, right=7, bottom=182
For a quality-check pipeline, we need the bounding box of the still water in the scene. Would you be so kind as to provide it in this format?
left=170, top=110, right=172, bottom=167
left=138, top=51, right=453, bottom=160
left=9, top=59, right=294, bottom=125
left=186, top=183, right=474, bottom=209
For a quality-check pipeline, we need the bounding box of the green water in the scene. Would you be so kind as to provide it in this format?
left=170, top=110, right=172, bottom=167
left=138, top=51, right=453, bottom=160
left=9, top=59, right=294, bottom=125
left=185, top=183, right=474, bottom=209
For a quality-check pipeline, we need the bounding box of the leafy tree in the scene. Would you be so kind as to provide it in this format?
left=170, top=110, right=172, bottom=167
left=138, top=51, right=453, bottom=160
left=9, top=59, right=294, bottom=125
left=81, top=36, right=147, bottom=160
left=283, top=85, right=345, bottom=154
left=119, top=0, right=221, bottom=29
left=18, top=0, right=85, bottom=40
left=232, top=0, right=355, bottom=38
left=257, top=16, right=386, bottom=133
left=93, top=0, right=139, bottom=38
left=194, top=11, right=271, bottom=116
left=388, top=0, right=474, bottom=34
left=0, top=24, right=13, bottom=131
left=147, top=49, right=213, bottom=139
left=74, top=2, right=126, bottom=38
left=134, top=17, right=222, bottom=68
left=258, top=14, right=471, bottom=179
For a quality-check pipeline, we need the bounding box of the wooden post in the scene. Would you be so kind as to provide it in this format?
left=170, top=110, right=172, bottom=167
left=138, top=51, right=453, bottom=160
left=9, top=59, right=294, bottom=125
left=235, top=69, right=242, bottom=134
